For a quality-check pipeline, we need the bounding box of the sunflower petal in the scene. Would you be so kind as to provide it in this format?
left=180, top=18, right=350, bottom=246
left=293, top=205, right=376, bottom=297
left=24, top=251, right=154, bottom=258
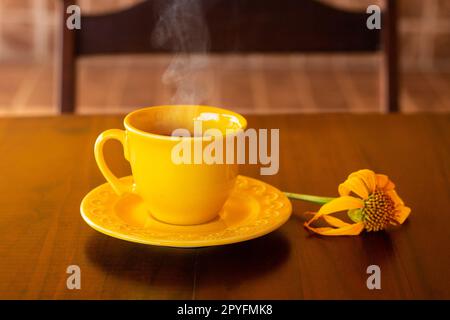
left=338, top=176, right=369, bottom=199
left=322, top=215, right=351, bottom=227
left=386, top=190, right=405, bottom=207
left=395, top=206, right=411, bottom=224
left=350, top=169, right=376, bottom=194
left=304, top=196, right=364, bottom=228
left=376, top=174, right=389, bottom=188
left=376, top=174, right=395, bottom=191
left=318, top=196, right=364, bottom=215
left=304, top=222, right=365, bottom=236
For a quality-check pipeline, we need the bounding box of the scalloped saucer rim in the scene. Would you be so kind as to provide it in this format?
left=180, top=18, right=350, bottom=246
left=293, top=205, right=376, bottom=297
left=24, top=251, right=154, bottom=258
left=80, top=175, right=292, bottom=248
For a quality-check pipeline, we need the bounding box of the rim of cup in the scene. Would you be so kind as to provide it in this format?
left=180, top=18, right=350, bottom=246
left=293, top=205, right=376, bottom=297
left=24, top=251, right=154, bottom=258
left=123, top=105, right=248, bottom=141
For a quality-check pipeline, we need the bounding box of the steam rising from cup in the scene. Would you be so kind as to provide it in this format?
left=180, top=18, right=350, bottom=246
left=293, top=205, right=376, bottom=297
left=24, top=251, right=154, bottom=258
left=152, top=0, right=213, bottom=105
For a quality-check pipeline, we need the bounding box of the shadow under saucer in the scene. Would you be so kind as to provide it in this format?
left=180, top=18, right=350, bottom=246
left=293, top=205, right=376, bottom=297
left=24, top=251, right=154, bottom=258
left=85, top=230, right=291, bottom=291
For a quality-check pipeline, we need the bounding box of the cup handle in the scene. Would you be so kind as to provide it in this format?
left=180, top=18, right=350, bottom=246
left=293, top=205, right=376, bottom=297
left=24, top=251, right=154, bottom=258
left=94, top=129, right=131, bottom=196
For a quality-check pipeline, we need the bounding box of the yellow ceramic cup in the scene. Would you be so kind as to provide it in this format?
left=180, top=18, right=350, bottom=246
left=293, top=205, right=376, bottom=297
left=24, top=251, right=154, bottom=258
left=94, top=105, right=247, bottom=225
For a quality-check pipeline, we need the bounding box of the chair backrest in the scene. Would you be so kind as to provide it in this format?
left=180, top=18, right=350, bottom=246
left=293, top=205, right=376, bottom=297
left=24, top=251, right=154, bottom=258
left=59, top=0, right=398, bottom=113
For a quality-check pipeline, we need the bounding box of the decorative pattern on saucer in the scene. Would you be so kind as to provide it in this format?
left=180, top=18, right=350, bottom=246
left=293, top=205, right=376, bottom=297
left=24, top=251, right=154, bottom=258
left=80, top=175, right=292, bottom=247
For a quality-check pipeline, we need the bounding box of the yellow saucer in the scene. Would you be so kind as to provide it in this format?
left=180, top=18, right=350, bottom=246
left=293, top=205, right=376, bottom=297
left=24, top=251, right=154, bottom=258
left=80, top=176, right=292, bottom=247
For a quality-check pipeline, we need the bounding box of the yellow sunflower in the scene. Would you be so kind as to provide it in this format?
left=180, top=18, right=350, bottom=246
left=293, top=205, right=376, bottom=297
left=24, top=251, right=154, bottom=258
left=287, top=169, right=411, bottom=236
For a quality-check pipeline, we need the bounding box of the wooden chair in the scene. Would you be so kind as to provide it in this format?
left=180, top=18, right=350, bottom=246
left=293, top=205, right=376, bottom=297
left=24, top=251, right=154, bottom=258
left=59, top=0, right=398, bottom=113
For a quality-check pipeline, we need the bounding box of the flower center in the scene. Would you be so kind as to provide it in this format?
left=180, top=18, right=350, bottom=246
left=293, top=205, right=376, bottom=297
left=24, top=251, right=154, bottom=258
left=363, top=190, right=396, bottom=231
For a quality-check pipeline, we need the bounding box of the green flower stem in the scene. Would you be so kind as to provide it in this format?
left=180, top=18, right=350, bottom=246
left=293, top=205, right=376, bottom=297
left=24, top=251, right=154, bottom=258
left=284, top=192, right=335, bottom=205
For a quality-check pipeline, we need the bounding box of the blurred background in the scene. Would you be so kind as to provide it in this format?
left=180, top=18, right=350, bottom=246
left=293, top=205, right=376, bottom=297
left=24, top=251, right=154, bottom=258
left=0, top=0, right=449, bottom=115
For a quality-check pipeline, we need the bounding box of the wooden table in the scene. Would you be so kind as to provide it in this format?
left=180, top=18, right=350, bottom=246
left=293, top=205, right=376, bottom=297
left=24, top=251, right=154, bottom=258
left=0, top=113, right=449, bottom=299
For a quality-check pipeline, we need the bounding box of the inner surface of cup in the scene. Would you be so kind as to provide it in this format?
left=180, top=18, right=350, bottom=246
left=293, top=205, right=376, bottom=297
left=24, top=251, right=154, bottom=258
left=124, top=105, right=247, bottom=138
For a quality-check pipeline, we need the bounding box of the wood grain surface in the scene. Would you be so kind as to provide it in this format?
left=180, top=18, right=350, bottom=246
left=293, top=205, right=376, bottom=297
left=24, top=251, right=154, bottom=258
left=0, top=113, right=449, bottom=299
